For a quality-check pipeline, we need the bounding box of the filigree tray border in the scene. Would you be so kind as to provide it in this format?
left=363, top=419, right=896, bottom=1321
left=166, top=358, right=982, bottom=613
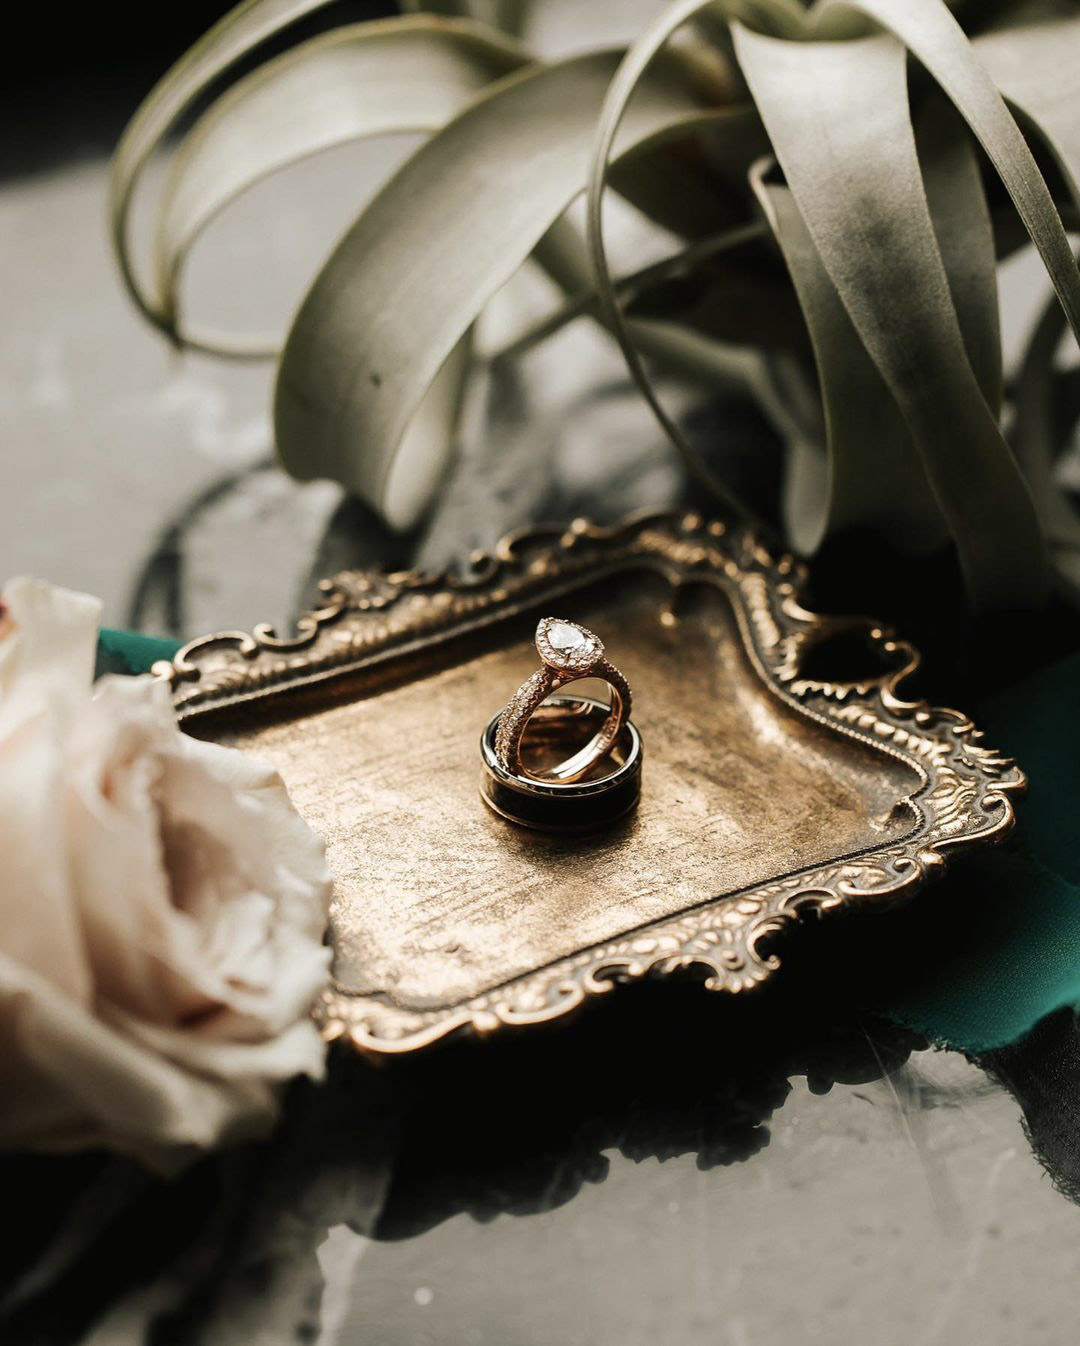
left=160, top=512, right=1024, bottom=1054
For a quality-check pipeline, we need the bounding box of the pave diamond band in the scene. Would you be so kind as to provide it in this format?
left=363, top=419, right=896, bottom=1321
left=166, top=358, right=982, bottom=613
left=493, top=618, right=632, bottom=784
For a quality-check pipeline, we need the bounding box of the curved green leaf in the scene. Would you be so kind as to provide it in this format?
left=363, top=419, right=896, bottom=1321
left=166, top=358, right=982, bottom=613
left=609, top=104, right=770, bottom=240
left=496, top=220, right=768, bottom=361
left=815, top=0, right=1080, bottom=351
left=401, top=0, right=530, bottom=35
left=975, top=15, right=1080, bottom=207
left=750, top=94, right=1001, bottom=555
left=109, top=0, right=341, bottom=329
left=917, top=94, right=1003, bottom=415
left=274, top=50, right=712, bottom=529
left=735, top=25, right=1045, bottom=608
left=154, top=17, right=528, bottom=354
left=750, top=162, right=947, bottom=554
left=583, top=0, right=786, bottom=525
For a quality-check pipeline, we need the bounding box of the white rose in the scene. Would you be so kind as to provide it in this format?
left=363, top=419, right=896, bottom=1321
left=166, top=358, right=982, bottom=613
left=0, top=577, right=333, bottom=1169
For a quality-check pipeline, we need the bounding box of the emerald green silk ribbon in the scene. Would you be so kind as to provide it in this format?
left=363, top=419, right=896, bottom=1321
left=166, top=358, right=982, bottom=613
left=881, top=654, right=1080, bottom=1052
left=95, top=627, right=183, bottom=678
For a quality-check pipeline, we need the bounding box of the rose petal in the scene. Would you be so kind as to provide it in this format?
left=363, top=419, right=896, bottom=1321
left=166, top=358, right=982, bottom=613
left=0, top=580, right=333, bottom=1164
left=0, top=578, right=101, bottom=728
left=0, top=954, right=283, bottom=1169
left=0, top=709, right=91, bottom=1001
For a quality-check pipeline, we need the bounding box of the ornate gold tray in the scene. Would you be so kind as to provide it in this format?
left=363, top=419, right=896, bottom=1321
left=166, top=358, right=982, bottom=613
left=163, top=513, right=1022, bottom=1054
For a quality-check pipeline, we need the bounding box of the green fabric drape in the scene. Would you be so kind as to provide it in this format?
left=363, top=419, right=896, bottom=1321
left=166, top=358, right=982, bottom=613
left=95, top=627, right=184, bottom=678
left=882, top=654, right=1080, bottom=1052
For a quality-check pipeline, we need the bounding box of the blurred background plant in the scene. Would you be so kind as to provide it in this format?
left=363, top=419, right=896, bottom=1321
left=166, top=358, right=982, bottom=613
left=111, top=0, right=1080, bottom=616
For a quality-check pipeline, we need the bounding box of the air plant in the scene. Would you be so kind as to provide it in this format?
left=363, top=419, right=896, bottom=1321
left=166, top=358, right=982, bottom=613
left=110, top=0, right=1080, bottom=612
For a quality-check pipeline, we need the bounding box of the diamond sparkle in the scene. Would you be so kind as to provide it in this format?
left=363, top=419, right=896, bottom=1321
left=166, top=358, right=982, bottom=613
left=548, top=621, right=586, bottom=652
left=534, top=617, right=604, bottom=674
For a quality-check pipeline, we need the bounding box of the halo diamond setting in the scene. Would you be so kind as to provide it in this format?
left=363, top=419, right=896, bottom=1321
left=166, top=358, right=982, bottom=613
left=534, top=618, right=604, bottom=674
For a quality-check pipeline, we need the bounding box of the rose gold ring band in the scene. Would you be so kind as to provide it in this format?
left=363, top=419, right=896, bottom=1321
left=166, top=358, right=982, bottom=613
left=494, top=619, right=632, bottom=784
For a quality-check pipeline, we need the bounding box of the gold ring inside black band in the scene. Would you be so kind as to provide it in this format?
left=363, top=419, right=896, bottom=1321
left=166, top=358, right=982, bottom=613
left=480, top=696, right=643, bottom=833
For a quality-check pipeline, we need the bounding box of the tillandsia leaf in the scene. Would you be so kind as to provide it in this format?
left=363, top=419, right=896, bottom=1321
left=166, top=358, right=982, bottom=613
left=401, top=0, right=476, bottom=11
left=495, top=220, right=769, bottom=362
left=401, top=0, right=531, bottom=35
left=814, top=0, right=1080, bottom=353
left=705, top=0, right=811, bottom=41
left=523, top=106, right=766, bottom=296
left=109, top=0, right=343, bottom=331
left=916, top=91, right=1003, bottom=416
left=525, top=104, right=771, bottom=315
left=499, top=220, right=812, bottom=462
left=274, top=50, right=719, bottom=531
left=769, top=85, right=1005, bottom=550
left=749, top=163, right=948, bottom=555
left=625, top=250, right=807, bottom=353
left=975, top=15, right=1080, bottom=208
left=734, top=25, right=1047, bottom=609
left=609, top=104, right=771, bottom=240
left=584, top=0, right=801, bottom=529
left=154, top=17, right=529, bottom=354
left=523, top=99, right=788, bottom=414
left=626, top=317, right=817, bottom=448
left=762, top=86, right=1004, bottom=556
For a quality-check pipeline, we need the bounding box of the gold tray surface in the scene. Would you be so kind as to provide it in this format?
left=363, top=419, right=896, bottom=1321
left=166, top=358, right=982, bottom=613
left=163, top=514, right=1022, bottom=1053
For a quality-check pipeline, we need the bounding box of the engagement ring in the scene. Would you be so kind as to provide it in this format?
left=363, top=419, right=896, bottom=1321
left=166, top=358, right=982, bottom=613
left=494, top=618, right=631, bottom=784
